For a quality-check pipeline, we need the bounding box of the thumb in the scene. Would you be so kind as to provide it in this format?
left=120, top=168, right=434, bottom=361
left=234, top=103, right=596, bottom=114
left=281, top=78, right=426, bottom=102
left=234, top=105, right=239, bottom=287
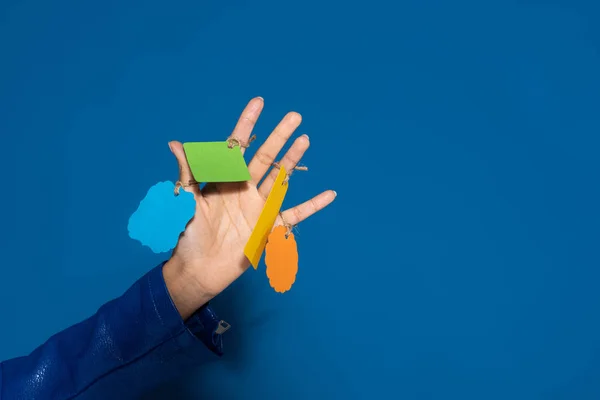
left=169, top=141, right=201, bottom=196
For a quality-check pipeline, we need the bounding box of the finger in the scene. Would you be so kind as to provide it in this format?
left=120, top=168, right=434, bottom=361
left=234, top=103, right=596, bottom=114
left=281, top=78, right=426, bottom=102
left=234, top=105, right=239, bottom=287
left=258, top=134, right=310, bottom=199
left=248, top=111, right=302, bottom=183
left=281, top=190, right=337, bottom=226
left=230, top=97, right=264, bottom=155
left=168, top=141, right=202, bottom=197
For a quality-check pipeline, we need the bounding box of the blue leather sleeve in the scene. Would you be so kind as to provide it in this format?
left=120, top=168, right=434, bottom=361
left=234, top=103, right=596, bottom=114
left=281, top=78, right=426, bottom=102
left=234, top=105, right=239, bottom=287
left=0, top=262, right=227, bottom=400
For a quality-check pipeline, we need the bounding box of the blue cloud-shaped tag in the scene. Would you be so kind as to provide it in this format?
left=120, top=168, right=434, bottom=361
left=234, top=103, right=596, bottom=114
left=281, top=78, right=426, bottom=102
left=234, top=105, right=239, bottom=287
left=128, top=181, right=196, bottom=253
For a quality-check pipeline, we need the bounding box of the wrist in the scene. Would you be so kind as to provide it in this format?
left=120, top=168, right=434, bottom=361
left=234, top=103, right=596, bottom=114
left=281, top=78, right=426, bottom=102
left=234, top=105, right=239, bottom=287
left=162, top=256, right=212, bottom=320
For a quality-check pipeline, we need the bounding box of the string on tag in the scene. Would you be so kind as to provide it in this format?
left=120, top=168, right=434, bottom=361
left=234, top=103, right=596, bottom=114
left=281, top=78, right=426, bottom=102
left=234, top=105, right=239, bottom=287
left=279, top=212, right=297, bottom=239
left=227, top=134, right=256, bottom=149
left=174, top=180, right=199, bottom=196
left=272, top=161, right=308, bottom=184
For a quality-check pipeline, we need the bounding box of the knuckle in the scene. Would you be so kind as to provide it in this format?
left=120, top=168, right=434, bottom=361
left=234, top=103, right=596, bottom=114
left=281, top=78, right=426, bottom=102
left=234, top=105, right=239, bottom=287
left=255, top=151, right=274, bottom=166
left=241, top=114, right=258, bottom=124
left=292, top=207, right=303, bottom=222
left=310, top=198, right=320, bottom=212
left=282, top=153, right=297, bottom=166
left=272, top=127, right=289, bottom=141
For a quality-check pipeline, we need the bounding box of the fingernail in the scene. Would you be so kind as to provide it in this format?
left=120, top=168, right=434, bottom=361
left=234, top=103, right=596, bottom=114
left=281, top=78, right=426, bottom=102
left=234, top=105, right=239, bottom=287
left=333, top=190, right=337, bottom=197
left=302, top=134, right=309, bottom=140
left=256, top=96, right=264, bottom=101
left=168, top=142, right=173, bottom=152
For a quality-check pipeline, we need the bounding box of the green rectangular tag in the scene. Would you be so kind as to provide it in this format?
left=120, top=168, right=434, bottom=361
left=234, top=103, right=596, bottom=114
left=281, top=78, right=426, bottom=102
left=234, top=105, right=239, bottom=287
left=183, top=142, right=252, bottom=183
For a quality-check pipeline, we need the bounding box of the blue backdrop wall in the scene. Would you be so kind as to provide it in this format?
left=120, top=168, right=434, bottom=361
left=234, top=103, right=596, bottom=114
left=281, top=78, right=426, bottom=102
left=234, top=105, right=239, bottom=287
left=1, top=0, right=600, bottom=398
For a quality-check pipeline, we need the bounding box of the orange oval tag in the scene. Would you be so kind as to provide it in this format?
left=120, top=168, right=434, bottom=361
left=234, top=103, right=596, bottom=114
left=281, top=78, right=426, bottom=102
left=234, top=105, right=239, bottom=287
left=265, top=225, right=299, bottom=293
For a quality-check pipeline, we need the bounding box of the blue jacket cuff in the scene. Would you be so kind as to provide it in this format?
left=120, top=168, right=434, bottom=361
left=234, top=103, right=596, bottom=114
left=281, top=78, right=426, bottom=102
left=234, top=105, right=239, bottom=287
left=150, top=261, right=227, bottom=356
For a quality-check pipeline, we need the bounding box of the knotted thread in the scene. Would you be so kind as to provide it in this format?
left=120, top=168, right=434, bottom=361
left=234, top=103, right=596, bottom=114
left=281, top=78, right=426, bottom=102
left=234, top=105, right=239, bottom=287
left=227, top=134, right=256, bottom=149
left=279, top=212, right=297, bottom=239
left=174, top=180, right=199, bottom=196
left=271, top=162, right=308, bottom=183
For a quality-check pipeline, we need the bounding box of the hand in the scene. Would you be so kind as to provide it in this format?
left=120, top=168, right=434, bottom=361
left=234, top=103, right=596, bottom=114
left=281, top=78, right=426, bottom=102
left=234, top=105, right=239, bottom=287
left=163, top=97, right=336, bottom=319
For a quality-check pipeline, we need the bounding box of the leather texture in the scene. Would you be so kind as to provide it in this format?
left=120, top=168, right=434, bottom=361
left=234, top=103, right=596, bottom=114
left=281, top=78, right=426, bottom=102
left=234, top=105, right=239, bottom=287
left=0, top=262, right=225, bottom=399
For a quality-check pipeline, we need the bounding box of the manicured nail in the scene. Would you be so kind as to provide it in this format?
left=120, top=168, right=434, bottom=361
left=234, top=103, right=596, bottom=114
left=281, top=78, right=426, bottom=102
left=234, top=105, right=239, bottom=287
left=256, top=96, right=264, bottom=101
left=168, top=142, right=173, bottom=152
left=302, top=134, right=309, bottom=140
left=333, top=190, right=337, bottom=197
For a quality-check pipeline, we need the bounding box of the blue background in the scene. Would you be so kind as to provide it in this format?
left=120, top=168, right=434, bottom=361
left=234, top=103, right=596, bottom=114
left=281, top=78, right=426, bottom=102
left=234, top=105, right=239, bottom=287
left=1, top=0, right=599, bottom=398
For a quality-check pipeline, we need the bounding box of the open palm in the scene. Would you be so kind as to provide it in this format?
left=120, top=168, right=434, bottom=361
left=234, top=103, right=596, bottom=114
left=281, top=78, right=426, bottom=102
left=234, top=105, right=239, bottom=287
left=166, top=97, right=335, bottom=309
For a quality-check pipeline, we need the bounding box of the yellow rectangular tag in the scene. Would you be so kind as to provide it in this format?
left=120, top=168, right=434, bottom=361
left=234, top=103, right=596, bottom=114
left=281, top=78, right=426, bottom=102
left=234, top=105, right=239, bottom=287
left=244, top=166, right=289, bottom=269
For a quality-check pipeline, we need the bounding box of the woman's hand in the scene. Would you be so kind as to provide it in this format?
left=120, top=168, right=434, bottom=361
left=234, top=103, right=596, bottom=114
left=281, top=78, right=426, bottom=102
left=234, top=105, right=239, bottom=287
left=163, top=97, right=336, bottom=319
